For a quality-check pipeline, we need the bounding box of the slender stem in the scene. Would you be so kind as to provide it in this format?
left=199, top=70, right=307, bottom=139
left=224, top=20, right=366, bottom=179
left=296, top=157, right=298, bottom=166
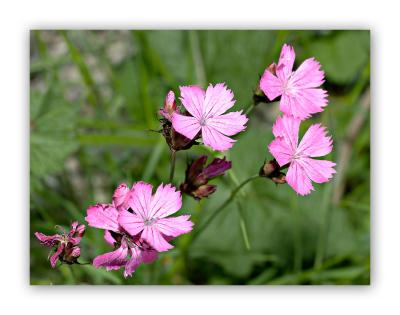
left=169, top=150, right=177, bottom=183
left=191, top=174, right=260, bottom=242
left=237, top=200, right=251, bottom=250
left=245, top=104, right=255, bottom=116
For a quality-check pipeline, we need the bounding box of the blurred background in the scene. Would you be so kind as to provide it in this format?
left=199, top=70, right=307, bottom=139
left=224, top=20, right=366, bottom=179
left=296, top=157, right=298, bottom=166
left=30, top=30, right=370, bottom=285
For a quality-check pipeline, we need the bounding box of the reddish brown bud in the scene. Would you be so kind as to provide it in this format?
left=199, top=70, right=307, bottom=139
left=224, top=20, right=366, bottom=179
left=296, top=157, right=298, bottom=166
left=180, top=155, right=232, bottom=200
left=259, top=159, right=287, bottom=185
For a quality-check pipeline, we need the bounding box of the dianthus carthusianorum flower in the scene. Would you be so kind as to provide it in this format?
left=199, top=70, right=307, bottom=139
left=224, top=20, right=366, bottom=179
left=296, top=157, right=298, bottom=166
left=85, top=203, right=157, bottom=278
left=172, top=84, right=248, bottom=151
left=119, top=182, right=193, bottom=252
left=260, top=44, right=327, bottom=120
left=35, top=221, right=85, bottom=268
left=268, top=115, right=336, bottom=195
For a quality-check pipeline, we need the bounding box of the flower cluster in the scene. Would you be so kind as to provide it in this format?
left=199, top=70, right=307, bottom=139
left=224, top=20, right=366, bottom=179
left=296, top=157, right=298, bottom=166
left=259, top=44, right=336, bottom=195
left=34, top=43, right=337, bottom=279
left=35, top=221, right=85, bottom=268
left=85, top=182, right=193, bottom=277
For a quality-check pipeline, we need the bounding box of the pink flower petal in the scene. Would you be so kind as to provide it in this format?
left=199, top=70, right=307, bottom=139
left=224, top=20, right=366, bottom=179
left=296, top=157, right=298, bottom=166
left=112, top=183, right=131, bottom=211
left=85, top=204, right=120, bottom=232
left=206, top=111, right=248, bottom=136
left=285, top=161, right=314, bottom=196
left=179, top=85, right=205, bottom=119
left=154, top=215, right=194, bottom=237
left=276, top=44, right=295, bottom=82
left=268, top=137, right=293, bottom=166
left=141, top=249, right=158, bottom=264
left=297, top=157, right=336, bottom=184
left=291, top=58, right=325, bottom=89
left=50, top=243, right=65, bottom=268
left=272, top=115, right=300, bottom=151
left=280, top=89, right=327, bottom=120
left=149, top=183, right=182, bottom=219
left=34, top=232, right=61, bottom=247
left=297, top=124, right=333, bottom=157
left=118, top=210, right=145, bottom=237
left=203, top=83, right=235, bottom=118
left=141, top=226, right=173, bottom=252
left=259, top=68, right=283, bottom=101
left=171, top=113, right=201, bottom=140
left=93, top=243, right=129, bottom=271
left=128, top=182, right=153, bottom=219
left=104, top=230, right=116, bottom=246
left=123, top=247, right=142, bottom=278
left=201, top=125, right=236, bottom=152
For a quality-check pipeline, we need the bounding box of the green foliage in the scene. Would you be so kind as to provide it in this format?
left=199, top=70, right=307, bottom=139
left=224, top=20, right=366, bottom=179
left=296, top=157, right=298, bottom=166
left=30, top=30, right=370, bottom=285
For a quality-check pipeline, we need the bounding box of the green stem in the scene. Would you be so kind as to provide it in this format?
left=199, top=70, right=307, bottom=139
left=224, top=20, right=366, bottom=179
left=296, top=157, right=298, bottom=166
left=169, top=150, right=177, bottom=183
left=191, top=174, right=260, bottom=242
left=245, top=103, right=255, bottom=115
left=237, top=200, right=251, bottom=250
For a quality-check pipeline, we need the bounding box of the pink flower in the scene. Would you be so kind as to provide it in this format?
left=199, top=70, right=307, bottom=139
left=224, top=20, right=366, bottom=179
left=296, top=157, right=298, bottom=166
left=35, top=221, right=85, bottom=268
left=260, top=44, right=328, bottom=120
left=85, top=203, right=157, bottom=278
left=119, top=181, right=194, bottom=252
left=268, top=115, right=336, bottom=195
left=171, top=84, right=248, bottom=151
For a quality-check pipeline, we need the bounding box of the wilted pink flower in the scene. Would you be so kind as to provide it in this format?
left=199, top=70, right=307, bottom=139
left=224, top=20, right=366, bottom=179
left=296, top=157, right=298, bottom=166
left=268, top=115, right=336, bottom=195
left=180, top=155, right=232, bottom=200
left=119, top=181, right=193, bottom=252
left=85, top=203, right=157, bottom=278
left=35, top=221, right=85, bottom=268
left=172, top=84, right=248, bottom=152
left=260, top=44, right=328, bottom=120
left=159, top=90, right=177, bottom=121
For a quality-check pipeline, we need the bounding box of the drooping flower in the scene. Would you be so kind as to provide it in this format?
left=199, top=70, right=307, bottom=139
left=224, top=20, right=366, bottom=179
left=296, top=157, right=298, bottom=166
left=34, top=221, right=85, bottom=268
left=85, top=203, right=157, bottom=278
left=172, top=83, right=248, bottom=152
left=268, top=115, right=336, bottom=195
left=259, top=44, right=328, bottom=120
left=180, top=155, right=232, bottom=200
left=119, top=182, right=194, bottom=252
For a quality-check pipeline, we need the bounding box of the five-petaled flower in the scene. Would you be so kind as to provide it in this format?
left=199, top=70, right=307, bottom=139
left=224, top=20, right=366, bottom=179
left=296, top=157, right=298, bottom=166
left=35, top=221, right=85, bottom=268
left=119, top=182, right=194, bottom=252
left=268, top=115, right=336, bottom=195
left=260, top=44, right=328, bottom=120
left=172, top=83, right=248, bottom=152
left=180, top=155, right=232, bottom=200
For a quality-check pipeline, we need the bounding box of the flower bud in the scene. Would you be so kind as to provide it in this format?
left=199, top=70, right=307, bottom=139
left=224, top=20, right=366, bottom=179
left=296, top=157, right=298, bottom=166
left=159, top=91, right=177, bottom=121
left=259, top=159, right=286, bottom=185
left=180, top=156, right=232, bottom=200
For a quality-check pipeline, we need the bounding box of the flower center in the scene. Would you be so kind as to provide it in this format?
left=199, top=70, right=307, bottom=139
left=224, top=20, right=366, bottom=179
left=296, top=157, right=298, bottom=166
left=144, top=218, right=157, bottom=226
left=199, top=117, right=207, bottom=126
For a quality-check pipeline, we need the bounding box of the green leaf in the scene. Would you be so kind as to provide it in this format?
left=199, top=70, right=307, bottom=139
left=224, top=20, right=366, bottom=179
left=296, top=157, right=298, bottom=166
left=307, top=31, right=370, bottom=85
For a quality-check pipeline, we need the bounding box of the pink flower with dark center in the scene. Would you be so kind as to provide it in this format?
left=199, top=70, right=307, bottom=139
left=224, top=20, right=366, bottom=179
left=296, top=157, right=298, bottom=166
left=85, top=203, right=157, bottom=278
left=35, top=221, right=85, bottom=268
left=119, top=181, right=194, bottom=252
left=268, top=115, right=336, bottom=195
left=260, top=44, right=328, bottom=120
left=171, top=83, right=248, bottom=152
